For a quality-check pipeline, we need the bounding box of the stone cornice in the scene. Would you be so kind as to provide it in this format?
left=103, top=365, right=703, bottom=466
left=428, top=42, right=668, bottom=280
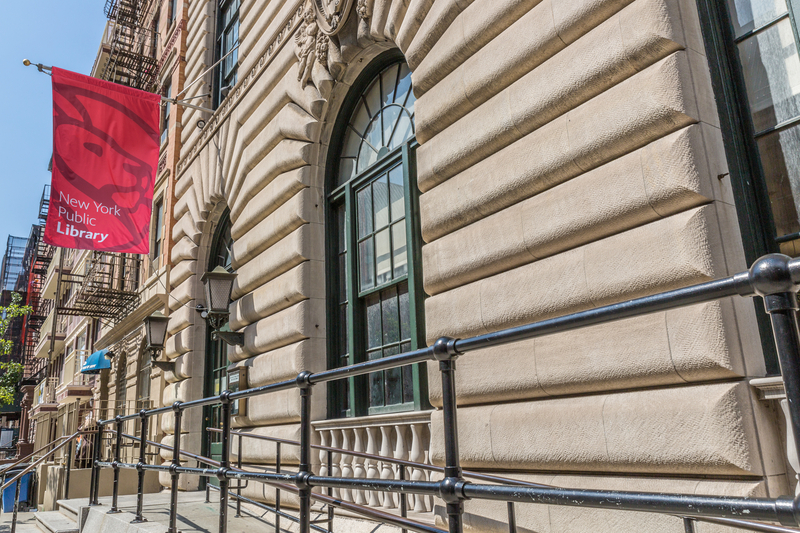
left=176, top=0, right=305, bottom=180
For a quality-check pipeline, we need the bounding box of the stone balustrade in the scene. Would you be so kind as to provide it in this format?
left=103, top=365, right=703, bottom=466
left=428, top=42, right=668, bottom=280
left=312, top=411, right=434, bottom=516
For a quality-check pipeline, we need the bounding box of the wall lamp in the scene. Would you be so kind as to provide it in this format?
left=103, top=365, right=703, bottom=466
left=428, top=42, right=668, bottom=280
left=198, top=266, right=244, bottom=346
left=143, top=311, right=174, bottom=371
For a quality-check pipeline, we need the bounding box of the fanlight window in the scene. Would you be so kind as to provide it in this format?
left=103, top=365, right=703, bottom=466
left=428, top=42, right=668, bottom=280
left=337, top=62, right=416, bottom=186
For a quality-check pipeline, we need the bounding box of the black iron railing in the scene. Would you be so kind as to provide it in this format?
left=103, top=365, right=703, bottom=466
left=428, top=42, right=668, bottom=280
left=3, top=431, right=85, bottom=533
left=90, top=253, right=800, bottom=533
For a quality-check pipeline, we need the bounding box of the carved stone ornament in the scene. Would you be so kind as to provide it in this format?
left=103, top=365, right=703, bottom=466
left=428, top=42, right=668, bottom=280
left=356, top=0, right=369, bottom=21
left=296, top=1, right=331, bottom=87
left=312, top=0, right=356, bottom=35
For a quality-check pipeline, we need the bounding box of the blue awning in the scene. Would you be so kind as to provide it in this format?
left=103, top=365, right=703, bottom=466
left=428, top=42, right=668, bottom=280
left=81, top=349, right=112, bottom=374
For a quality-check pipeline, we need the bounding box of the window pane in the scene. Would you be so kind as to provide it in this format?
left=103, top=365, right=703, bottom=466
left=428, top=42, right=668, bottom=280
left=343, top=127, right=361, bottom=159
left=381, top=286, right=399, bottom=345
left=383, top=106, right=402, bottom=149
left=738, top=19, right=800, bottom=131
left=390, top=112, right=414, bottom=149
left=369, top=349, right=384, bottom=408
left=382, top=64, right=399, bottom=106
left=338, top=158, right=356, bottom=186
left=373, top=176, right=390, bottom=229
left=399, top=283, right=410, bottom=341
left=392, top=222, right=407, bottom=278
left=359, top=237, right=375, bottom=291
left=384, top=346, right=402, bottom=405
left=756, top=126, right=800, bottom=240
left=375, top=228, right=392, bottom=286
left=364, top=80, right=382, bottom=121
left=357, top=186, right=373, bottom=238
left=395, top=63, right=413, bottom=105
left=389, top=165, right=405, bottom=222
left=366, top=294, right=382, bottom=349
left=727, top=0, right=788, bottom=36
left=358, top=130, right=380, bottom=173
left=402, top=363, right=414, bottom=404
left=351, top=105, right=371, bottom=136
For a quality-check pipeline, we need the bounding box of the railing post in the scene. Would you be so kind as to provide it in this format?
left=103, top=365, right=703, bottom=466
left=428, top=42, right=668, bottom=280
left=89, top=424, right=102, bottom=506
left=276, top=441, right=282, bottom=533
left=108, top=416, right=123, bottom=514
left=10, top=465, right=22, bottom=533
left=205, top=430, right=211, bottom=504
left=326, top=448, right=333, bottom=532
left=751, top=255, right=800, bottom=454
left=218, top=392, right=232, bottom=533
left=64, top=439, right=73, bottom=500
left=683, top=517, right=696, bottom=533
left=235, top=432, right=242, bottom=518
left=132, top=410, right=148, bottom=523
left=507, top=502, right=517, bottom=533
left=399, top=465, right=408, bottom=533
left=296, top=372, right=314, bottom=533
left=168, top=403, right=183, bottom=533
left=433, top=337, right=465, bottom=533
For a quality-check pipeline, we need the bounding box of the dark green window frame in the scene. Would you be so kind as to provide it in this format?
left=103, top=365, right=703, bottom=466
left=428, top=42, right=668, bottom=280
left=202, top=210, right=233, bottom=484
left=326, top=51, right=428, bottom=419
left=213, top=0, right=240, bottom=109
left=693, top=0, right=800, bottom=373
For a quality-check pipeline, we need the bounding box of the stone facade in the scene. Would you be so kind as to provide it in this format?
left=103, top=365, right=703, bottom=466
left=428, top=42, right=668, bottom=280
left=139, top=0, right=796, bottom=531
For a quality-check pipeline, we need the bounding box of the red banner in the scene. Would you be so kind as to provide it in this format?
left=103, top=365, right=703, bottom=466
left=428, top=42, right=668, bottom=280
left=44, top=67, right=161, bottom=254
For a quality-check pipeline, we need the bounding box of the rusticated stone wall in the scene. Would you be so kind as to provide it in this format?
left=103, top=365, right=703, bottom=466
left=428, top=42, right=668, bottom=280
left=163, top=0, right=792, bottom=530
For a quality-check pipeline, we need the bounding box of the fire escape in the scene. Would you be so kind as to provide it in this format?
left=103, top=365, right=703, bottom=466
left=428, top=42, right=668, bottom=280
left=20, top=187, right=55, bottom=383
left=57, top=252, right=141, bottom=321
left=101, top=0, right=159, bottom=91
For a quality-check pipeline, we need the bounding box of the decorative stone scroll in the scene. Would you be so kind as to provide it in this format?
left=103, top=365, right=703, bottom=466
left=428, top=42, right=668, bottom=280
left=311, top=0, right=356, bottom=35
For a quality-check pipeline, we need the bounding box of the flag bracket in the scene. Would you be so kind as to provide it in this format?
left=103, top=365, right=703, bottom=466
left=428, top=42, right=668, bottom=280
left=24, top=59, right=216, bottom=114
left=23, top=59, right=52, bottom=76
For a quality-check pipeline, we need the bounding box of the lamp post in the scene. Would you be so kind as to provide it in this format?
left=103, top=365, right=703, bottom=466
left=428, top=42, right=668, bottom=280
left=199, top=266, right=244, bottom=346
left=144, top=311, right=173, bottom=370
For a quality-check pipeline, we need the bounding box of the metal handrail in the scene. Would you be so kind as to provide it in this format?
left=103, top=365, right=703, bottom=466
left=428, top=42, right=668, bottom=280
left=209, top=430, right=800, bottom=533
left=3, top=430, right=84, bottom=533
left=106, top=428, right=445, bottom=533
left=0, top=434, right=70, bottom=475
left=89, top=254, right=800, bottom=533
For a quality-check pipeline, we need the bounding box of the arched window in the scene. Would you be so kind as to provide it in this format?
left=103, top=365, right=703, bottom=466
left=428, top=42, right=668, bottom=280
left=327, top=51, right=427, bottom=418
left=204, top=211, right=233, bottom=467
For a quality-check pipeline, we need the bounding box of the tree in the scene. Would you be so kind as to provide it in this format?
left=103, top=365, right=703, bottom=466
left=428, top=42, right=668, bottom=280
left=0, top=293, right=31, bottom=406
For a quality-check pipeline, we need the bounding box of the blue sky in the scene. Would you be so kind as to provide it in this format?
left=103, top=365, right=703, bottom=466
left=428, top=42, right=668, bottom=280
left=0, top=1, right=108, bottom=244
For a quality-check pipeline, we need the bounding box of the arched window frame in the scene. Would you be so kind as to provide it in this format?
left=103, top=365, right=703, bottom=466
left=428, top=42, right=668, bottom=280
left=326, top=50, right=428, bottom=419
left=203, top=210, right=234, bottom=479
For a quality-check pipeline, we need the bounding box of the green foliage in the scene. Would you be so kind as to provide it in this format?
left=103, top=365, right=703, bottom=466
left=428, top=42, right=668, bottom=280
left=0, top=362, right=23, bottom=405
left=0, top=293, right=31, bottom=406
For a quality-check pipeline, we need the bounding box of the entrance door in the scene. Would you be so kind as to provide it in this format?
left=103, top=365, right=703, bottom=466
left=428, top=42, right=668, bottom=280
left=202, top=211, right=233, bottom=487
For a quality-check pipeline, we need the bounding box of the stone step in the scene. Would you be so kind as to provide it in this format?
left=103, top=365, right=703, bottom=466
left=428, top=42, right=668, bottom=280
left=54, top=500, right=79, bottom=523
left=33, top=510, right=78, bottom=533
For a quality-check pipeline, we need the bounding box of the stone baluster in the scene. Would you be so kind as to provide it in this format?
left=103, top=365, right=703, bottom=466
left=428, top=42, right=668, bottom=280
left=352, top=428, right=367, bottom=505
left=409, top=422, right=428, bottom=512
left=318, top=430, right=329, bottom=479
left=365, top=426, right=381, bottom=507
left=340, top=429, right=354, bottom=501
left=330, top=429, right=342, bottom=499
left=394, top=425, right=410, bottom=512
left=425, top=423, right=434, bottom=511
left=380, top=425, right=396, bottom=508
